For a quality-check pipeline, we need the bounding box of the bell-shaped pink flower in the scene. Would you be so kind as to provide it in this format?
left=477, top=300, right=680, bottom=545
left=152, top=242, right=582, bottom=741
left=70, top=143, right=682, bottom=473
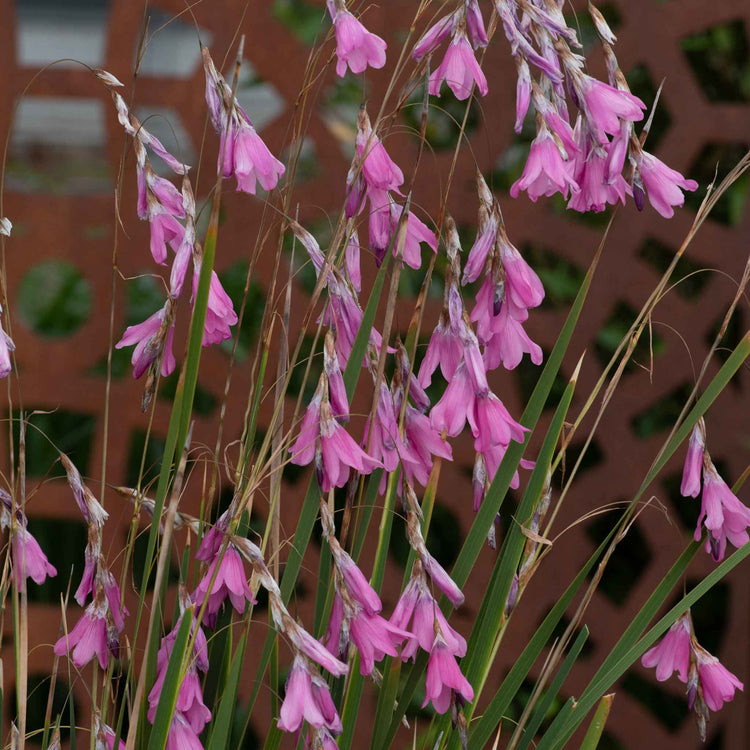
left=356, top=112, right=404, bottom=193
left=327, top=1, right=387, bottom=78
left=423, top=635, right=474, bottom=714
left=192, top=269, right=238, bottom=346
left=680, top=420, right=705, bottom=498
left=483, top=304, right=543, bottom=371
left=115, top=301, right=176, bottom=379
left=430, top=363, right=476, bottom=438
left=465, top=0, right=488, bottom=48
left=400, top=405, right=453, bottom=488
left=278, top=657, right=342, bottom=734
left=637, top=151, right=698, bottom=219
left=54, top=598, right=110, bottom=669
left=418, top=286, right=464, bottom=387
left=691, top=646, right=743, bottom=713
left=349, top=606, right=412, bottom=675
left=192, top=545, right=256, bottom=627
left=148, top=207, right=184, bottom=266
left=231, top=122, right=286, bottom=194
left=567, top=139, right=630, bottom=213
left=413, top=14, right=454, bottom=60
left=12, top=525, right=57, bottom=587
left=500, top=239, right=545, bottom=311
left=0, top=319, right=15, bottom=379
left=469, top=390, right=528, bottom=453
left=386, top=201, right=437, bottom=270
left=579, top=76, right=644, bottom=142
left=429, top=32, right=488, bottom=101
left=641, top=612, right=692, bottom=682
left=164, top=712, right=203, bottom=750
left=695, top=458, right=750, bottom=562
left=511, top=125, right=579, bottom=202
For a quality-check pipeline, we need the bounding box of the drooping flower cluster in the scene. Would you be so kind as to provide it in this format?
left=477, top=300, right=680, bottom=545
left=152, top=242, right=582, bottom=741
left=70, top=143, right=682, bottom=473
left=319, top=500, right=412, bottom=676
left=148, top=590, right=211, bottom=748
left=0, top=488, right=57, bottom=588
left=326, top=0, right=387, bottom=78
left=413, top=0, right=488, bottom=101
left=390, top=484, right=473, bottom=715
left=494, top=0, right=697, bottom=216
left=346, top=109, right=437, bottom=270
left=54, top=454, right=127, bottom=670
left=231, top=536, right=349, bottom=744
left=108, top=73, right=239, bottom=392
left=680, top=418, right=750, bottom=562
left=642, top=611, right=743, bottom=740
left=202, top=46, right=285, bottom=195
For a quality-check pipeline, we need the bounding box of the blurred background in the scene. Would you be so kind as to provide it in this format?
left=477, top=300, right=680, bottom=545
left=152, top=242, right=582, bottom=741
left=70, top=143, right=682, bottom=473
left=0, top=0, right=748, bottom=747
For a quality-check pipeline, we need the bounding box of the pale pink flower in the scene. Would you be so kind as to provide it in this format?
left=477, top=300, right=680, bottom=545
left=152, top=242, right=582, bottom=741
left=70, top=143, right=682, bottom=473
left=636, top=151, right=698, bottom=219
left=579, top=76, right=645, bottom=142
left=462, top=211, right=498, bottom=285
left=500, top=239, right=545, bottom=311
left=324, top=332, right=349, bottom=421
left=148, top=206, right=184, bottom=266
left=192, top=545, right=256, bottom=627
left=695, top=458, right=750, bottom=562
left=230, top=122, right=286, bottom=194
left=429, top=32, right=488, bottom=100
left=115, top=301, right=176, bottom=379
left=423, top=635, right=474, bottom=713
left=192, top=269, right=238, bottom=346
left=641, top=612, right=692, bottom=682
left=465, top=0, right=488, bottom=48
left=327, top=1, right=387, bottom=78
left=691, top=646, right=743, bottom=713
left=681, top=420, right=705, bottom=498
left=413, top=14, right=454, bottom=60
left=12, top=525, right=57, bottom=587
left=0, top=320, right=15, bottom=379
left=386, top=200, right=437, bottom=270
left=510, top=125, right=579, bottom=201
left=356, top=112, right=404, bottom=193
left=164, top=712, right=203, bottom=750
left=278, top=657, right=342, bottom=734
left=54, top=598, right=110, bottom=669
left=364, top=382, right=415, bottom=474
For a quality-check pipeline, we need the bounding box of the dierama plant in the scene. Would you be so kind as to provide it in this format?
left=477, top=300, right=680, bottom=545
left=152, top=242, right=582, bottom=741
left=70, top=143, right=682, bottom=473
left=0, top=2, right=749, bottom=750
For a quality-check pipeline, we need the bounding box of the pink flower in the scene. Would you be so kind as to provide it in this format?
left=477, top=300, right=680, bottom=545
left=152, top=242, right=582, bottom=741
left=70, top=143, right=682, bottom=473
left=164, top=712, right=203, bottom=750
left=400, top=405, right=453, bottom=488
left=356, top=112, right=403, bottom=193
left=429, top=32, right=488, bottom=101
left=514, top=58, right=531, bottom=133
left=12, top=526, right=57, bottom=587
left=54, top=599, right=110, bottom=669
left=230, top=122, right=286, bottom=194
left=423, top=635, right=474, bottom=713
left=641, top=613, right=692, bottom=682
left=637, top=151, right=698, bottom=219
left=328, top=2, right=387, bottom=78
left=278, top=657, right=342, bottom=734
left=387, top=201, right=437, bottom=270
left=391, top=576, right=466, bottom=662
left=680, top=420, right=705, bottom=498
left=567, top=139, right=630, bottom=213
left=695, top=459, right=750, bottom=562
left=0, top=320, right=15, bottom=379
left=364, top=383, right=414, bottom=474
left=337, top=552, right=382, bottom=616
left=469, top=390, right=527, bottom=453
left=579, top=76, right=644, bottom=142
left=344, top=230, right=361, bottom=293
left=418, top=287, right=464, bottom=387
left=462, top=212, right=498, bottom=285
left=510, top=125, right=579, bottom=201
left=413, top=14, right=454, bottom=60
left=192, top=269, right=238, bottom=346
left=430, top=364, right=476, bottom=438
left=500, top=239, right=545, bottom=311
left=349, top=606, right=412, bottom=675
left=692, top=647, right=743, bottom=713
left=324, top=332, right=349, bottom=421
left=192, top=545, right=256, bottom=627
left=465, top=0, right=488, bottom=48
left=483, top=304, right=543, bottom=371
left=115, top=301, right=176, bottom=379
left=148, top=207, right=184, bottom=266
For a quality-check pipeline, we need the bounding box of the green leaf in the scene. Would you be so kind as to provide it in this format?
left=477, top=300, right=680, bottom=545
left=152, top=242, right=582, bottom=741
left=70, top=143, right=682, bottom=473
left=579, top=694, right=614, bottom=750
left=146, top=610, right=193, bottom=750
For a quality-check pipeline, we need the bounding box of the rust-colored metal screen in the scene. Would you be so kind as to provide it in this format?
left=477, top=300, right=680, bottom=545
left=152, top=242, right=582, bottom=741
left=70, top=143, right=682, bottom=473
left=1, top=0, right=748, bottom=747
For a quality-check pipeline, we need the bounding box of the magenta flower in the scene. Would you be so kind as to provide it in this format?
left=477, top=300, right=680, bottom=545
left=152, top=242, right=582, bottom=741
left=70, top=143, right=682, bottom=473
left=465, top=0, right=488, bottom=48
left=364, top=382, right=414, bottom=474
left=54, top=598, right=110, bottom=669
left=430, top=363, right=476, bottom=438
left=691, top=646, right=743, bottom=713
left=289, top=378, right=381, bottom=492
left=400, top=405, right=453, bottom=488
left=429, top=32, right=488, bottom=101
left=115, top=301, right=176, bottom=379
left=391, top=575, right=466, bottom=662
left=324, top=332, right=349, bottom=421
left=423, top=635, right=474, bottom=713
left=149, top=669, right=210, bottom=734
left=641, top=612, right=692, bottom=682
left=327, top=0, right=386, bottom=78
left=578, top=76, right=644, bottom=142
left=356, top=111, right=403, bottom=193
left=278, top=657, right=342, bottom=734
left=500, top=239, right=545, bottom=311
left=483, top=304, right=543, bottom=371
left=568, top=140, right=630, bottom=213
left=462, top=212, right=498, bottom=285
left=469, top=390, right=528, bottom=453
left=695, top=458, right=750, bottom=562
left=418, top=286, right=464, bottom=387
left=413, top=14, right=454, bottom=60
left=192, top=269, right=238, bottom=346
left=164, top=711, right=203, bottom=750
left=681, top=420, right=705, bottom=498
left=192, top=545, right=256, bottom=627
left=0, top=319, right=15, bottom=379
left=387, top=201, right=437, bottom=270
left=510, top=125, right=579, bottom=201
left=11, top=525, right=57, bottom=587
left=148, top=206, right=184, bottom=266
left=636, top=151, right=698, bottom=219
left=349, top=605, right=412, bottom=675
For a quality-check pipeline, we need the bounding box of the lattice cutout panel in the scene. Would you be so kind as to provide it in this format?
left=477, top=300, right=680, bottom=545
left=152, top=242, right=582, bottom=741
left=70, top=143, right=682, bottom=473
left=0, top=0, right=748, bottom=747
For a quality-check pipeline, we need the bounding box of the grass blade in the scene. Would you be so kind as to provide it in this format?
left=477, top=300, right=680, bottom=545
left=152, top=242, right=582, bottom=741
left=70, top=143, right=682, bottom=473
left=579, top=694, right=614, bottom=750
